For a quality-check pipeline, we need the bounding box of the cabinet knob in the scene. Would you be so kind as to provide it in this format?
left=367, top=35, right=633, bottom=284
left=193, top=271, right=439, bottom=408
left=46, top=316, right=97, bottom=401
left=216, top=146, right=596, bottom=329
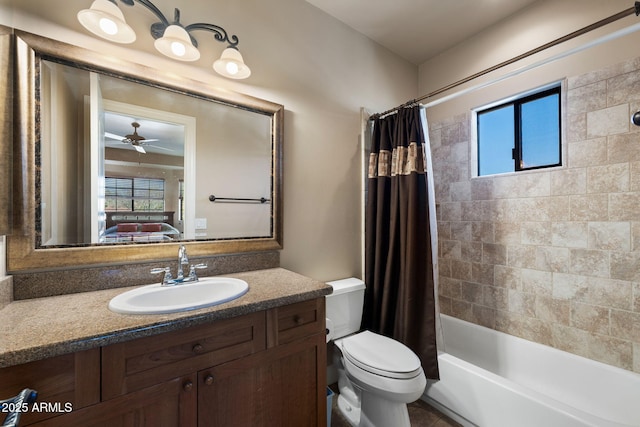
left=294, top=315, right=304, bottom=325
left=204, top=374, right=214, bottom=386
left=192, top=343, right=204, bottom=354
left=183, top=381, right=193, bottom=392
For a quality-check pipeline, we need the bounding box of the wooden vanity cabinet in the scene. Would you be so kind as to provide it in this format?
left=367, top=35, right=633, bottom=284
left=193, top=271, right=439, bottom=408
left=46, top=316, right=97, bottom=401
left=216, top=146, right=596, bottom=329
left=0, top=348, right=100, bottom=426
left=2, top=298, right=327, bottom=427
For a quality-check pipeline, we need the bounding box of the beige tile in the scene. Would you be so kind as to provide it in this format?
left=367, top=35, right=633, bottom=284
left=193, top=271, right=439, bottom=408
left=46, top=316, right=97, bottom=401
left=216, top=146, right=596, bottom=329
left=483, top=285, right=508, bottom=311
left=471, top=305, right=496, bottom=329
left=439, top=277, right=462, bottom=299
left=550, top=168, right=586, bottom=195
left=551, top=324, right=590, bottom=357
left=566, top=113, right=587, bottom=143
left=461, top=281, right=483, bottom=304
left=634, top=343, right=640, bottom=374
left=472, top=262, right=494, bottom=286
left=521, top=269, right=553, bottom=296
left=536, top=295, right=570, bottom=325
left=471, top=221, right=494, bottom=243
left=494, top=222, right=521, bottom=245
left=577, top=277, right=633, bottom=311
left=507, top=245, right=537, bottom=269
left=566, top=80, right=607, bottom=115
left=471, top=179, right=494, bottom=200
left=520, top=222, right=552, bottom=245
left=461, top=200, right=485, bottom=221
left=608, top=133, right=640, bottom=164
left=610, top=309, right=640, bottom=342
left=551, top=222, right=588, bottom=248
left=509, top=290, right=536, bottom=317
left=450, top=221, right=471, bottom=241
left=482, top=243, right=507, bottom=265
left=450, top=260, right=472, bottom=281
left=586, top=333, right=633, bottom=370
left=635, top=283, right=640, bottom=313
left=586, top=104, right=629, bottom=138
left=609, top=193, right=640, bottom=221
left=570, top=194, right=609, bottom=221
left=611, top=252, right=640, bottom=282
left=461, top=241, right=483, bottom=263
left=494, top=265, right=521, bottom=290
left=450, top=181, right=470, bottom=202
left=569, top=248, right=609, bottom=278
left=571, top=302, right=610, bottom=334
left=608, top=69, right=640, bottom=106
left=493, top=173, right=550, bottom=199
left=545, top=196, right=572, bottom=222
left=552, top=273, right=589, bottom=300
left=440, top=240, right=461, bottom=260
left=567, top=138, right=607, bottom=168
left=631, top=162, right=640, bottom=192
left=587, top=163, right=629, bottom=194
left=588, top=222, right=631, bottom=251
left=536, top=246, right=570, bottom=273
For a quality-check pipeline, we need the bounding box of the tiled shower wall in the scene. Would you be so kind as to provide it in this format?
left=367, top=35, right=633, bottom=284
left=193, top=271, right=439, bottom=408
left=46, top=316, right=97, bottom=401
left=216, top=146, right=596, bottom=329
left=430, top=56, right=640, bottom=374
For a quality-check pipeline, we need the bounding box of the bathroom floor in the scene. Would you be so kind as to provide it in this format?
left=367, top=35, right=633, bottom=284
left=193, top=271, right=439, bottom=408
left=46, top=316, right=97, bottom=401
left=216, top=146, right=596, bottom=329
left=328, top=385, right=462, bottom=427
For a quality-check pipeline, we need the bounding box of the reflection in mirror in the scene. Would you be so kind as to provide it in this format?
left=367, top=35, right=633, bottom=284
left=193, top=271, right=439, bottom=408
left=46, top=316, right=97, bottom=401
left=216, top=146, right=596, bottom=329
left=38, top=58, right=272, bottom=248
left=8, top=31, right=282, bottom=272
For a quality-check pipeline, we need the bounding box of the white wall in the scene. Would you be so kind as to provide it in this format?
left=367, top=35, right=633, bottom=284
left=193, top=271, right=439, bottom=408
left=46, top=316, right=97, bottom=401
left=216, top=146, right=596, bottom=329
left=1, top=0, right=417, bottom=282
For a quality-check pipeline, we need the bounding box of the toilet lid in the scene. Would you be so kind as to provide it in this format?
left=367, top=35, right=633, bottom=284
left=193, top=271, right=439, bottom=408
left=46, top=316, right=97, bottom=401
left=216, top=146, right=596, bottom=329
left=341, top=331, right=422, bottom=379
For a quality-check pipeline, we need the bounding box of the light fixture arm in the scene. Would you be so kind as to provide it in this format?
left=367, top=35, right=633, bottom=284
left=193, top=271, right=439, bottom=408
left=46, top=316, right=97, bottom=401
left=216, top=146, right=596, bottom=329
left=185, top=23, right=239, bottom=49
left=109, top=0, right=239, bottom=49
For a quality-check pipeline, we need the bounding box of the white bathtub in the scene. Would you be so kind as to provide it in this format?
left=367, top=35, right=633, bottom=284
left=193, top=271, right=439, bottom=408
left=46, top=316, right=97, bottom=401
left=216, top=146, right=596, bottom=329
left=422, top=314, right=640, bottom=427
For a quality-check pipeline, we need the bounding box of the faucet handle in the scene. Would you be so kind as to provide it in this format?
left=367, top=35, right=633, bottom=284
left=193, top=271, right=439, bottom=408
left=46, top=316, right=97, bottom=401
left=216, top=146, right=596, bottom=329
left=151, top=267, right=173, bottom=284
left=188, top=263, right=207, bottom=280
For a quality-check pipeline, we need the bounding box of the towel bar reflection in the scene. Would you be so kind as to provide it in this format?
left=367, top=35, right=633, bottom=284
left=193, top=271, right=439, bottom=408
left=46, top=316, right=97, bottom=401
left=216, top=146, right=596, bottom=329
left=208, top=195, right=270, bottom=204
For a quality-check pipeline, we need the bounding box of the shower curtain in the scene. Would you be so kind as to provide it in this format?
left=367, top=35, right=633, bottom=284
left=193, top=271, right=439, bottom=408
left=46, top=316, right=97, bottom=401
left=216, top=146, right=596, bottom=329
left=362, top=106, right=439, bottom=379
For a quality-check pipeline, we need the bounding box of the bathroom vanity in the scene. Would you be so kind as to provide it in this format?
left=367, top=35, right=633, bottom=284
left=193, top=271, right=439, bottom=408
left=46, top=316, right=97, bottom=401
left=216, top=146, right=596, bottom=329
left=0, top=268, right=330, bottom=426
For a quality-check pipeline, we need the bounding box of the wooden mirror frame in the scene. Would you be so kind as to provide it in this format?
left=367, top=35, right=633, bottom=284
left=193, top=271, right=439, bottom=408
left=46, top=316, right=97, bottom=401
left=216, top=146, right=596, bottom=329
left=7, top=30, right=283, bottom=272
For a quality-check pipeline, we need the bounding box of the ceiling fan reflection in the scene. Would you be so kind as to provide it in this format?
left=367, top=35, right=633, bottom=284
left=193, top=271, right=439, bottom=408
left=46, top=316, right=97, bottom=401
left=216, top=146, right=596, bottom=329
left=104, top=121, right=172, bottom=154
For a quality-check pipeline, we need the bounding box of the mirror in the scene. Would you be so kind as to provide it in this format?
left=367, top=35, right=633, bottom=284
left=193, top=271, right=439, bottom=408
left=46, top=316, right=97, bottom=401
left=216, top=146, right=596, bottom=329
left=8, top=30, right=283, bottom=272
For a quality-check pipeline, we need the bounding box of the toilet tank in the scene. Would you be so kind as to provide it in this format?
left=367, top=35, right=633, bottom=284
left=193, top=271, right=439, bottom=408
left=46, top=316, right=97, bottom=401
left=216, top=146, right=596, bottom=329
left=326, top=278, right=366, bottom=339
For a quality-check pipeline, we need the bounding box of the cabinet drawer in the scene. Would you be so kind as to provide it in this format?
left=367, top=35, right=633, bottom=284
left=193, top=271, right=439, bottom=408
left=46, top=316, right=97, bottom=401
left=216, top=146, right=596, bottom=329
left=0, top=348, right=100, bottom=425
left=102, top=311, right=266, bottom=399
left=269, top=298, right=325, bottom=346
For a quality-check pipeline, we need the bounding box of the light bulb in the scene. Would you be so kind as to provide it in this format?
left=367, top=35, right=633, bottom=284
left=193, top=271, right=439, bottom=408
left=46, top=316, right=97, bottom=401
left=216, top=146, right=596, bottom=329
left=171, top=41, right=186, bottom=57
left=99, top=17, right=118, bottom=35
left=226, top=62, right=239, bottom=75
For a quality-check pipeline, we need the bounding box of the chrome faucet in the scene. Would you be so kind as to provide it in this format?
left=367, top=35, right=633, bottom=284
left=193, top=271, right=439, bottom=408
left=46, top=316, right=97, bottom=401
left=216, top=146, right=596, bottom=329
left=151, top=245, right=207, bottom=286
left=177, top=245, right=189, bottom=281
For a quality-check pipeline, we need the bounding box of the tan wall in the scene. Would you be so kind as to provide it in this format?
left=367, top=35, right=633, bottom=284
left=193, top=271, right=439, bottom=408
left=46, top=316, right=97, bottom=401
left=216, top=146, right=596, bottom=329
left=0, top=0, right=418, bottom=282
left=424, top=1, right=640, bottom=373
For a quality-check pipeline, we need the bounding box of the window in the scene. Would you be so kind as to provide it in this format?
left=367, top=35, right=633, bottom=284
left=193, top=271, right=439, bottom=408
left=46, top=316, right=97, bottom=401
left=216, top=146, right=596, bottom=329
left=105, top=177, right=165, bottom=211
left=476, top=85, right=561, bottom=176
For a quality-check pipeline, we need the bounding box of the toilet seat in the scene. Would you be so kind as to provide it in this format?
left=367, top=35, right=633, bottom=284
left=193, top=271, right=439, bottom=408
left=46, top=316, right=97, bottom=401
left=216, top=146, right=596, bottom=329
left=340, top=331, right=422, bottom=379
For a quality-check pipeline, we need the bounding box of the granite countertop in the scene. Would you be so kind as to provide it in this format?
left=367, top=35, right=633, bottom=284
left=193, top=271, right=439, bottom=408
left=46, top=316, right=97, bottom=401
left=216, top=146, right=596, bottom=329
left=0, top=268, right=332, bottom=369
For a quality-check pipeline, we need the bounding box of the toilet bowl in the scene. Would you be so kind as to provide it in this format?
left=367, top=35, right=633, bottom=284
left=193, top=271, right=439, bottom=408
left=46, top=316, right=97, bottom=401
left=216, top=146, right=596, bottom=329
left=326, top=278, right=427, bottom=427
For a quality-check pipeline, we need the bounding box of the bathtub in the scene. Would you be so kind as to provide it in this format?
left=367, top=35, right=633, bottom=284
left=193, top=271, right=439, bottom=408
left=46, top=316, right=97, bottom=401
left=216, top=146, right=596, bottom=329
left=422, top=314, right=640, bottom=427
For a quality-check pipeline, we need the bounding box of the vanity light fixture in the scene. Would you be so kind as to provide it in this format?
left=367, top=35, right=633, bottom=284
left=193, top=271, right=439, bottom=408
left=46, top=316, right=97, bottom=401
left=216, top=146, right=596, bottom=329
left=77, top=0, right=251, bottom=79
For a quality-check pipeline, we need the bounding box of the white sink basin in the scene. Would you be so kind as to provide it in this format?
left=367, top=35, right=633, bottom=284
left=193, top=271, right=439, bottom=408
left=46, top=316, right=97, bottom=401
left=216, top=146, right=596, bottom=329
left=108, top=277, right=249, bottom=315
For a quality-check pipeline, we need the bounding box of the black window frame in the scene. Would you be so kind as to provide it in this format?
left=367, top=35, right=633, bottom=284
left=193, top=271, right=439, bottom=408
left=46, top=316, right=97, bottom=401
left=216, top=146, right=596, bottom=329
left=477, top=85, right=561, bottom=176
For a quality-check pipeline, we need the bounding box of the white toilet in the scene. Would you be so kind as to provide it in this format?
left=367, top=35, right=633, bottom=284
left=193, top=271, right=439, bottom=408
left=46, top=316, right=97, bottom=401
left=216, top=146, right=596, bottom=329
left=326, top=278, right=427, bottom=427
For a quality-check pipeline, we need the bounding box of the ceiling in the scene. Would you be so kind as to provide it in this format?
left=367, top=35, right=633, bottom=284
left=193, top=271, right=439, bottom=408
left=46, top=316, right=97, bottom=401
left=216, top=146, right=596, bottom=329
left=305, top=0, right=541, bottom=64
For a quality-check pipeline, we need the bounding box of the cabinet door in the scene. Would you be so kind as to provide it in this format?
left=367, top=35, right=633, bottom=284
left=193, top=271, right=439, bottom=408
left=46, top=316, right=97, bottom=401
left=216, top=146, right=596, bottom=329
left=0, top=349, right=100, bottom=426
left=198, top=333, right=326, bottom=427
left=103, top=311, right=266, bottom=399
left=28, top=374, right=197, bottom=427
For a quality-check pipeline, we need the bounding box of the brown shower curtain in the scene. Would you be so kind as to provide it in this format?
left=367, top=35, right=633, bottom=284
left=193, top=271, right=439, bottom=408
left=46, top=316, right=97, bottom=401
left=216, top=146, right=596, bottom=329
left=362, top=106, right=439, bottom=379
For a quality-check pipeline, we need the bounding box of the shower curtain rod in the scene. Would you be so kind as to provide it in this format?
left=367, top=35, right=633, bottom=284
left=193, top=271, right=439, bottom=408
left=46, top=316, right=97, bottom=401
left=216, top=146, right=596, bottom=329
left=371, top=2, right=640, bottom=119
